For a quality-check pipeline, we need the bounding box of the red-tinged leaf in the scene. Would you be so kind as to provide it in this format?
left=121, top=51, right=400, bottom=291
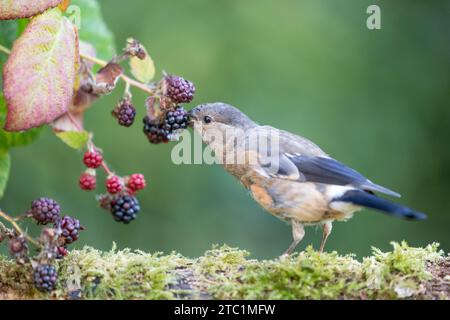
left=0, top=0, right=63, bottom=20
left=3, top=8, right=78, bottom=131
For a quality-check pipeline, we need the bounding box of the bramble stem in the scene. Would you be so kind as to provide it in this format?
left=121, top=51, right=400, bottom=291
left=79, top=52, right=156, bottom=95
left=0, top=211, right=40, bottom=247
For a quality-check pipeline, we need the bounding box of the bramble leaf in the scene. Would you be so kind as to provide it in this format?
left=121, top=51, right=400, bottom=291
left=2, top=8, right=79, bottom=132
left=55, top=130, right=89, bottom=149
left=129, top=45, right=155, bottom=83
left=0, top=0, right=63, bottom=20
left=0, top=149, right=10, bottom=199
left=71, top=0, right=115, bottom=61
left=0, top=95, right=43, bottom=148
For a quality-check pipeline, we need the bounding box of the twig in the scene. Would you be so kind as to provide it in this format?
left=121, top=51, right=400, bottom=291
left=0, top=211, right=40, bottom=247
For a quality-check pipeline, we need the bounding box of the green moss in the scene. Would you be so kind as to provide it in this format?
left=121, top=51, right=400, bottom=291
left=0, top=242, right=447, bottom=300
left=202, top=242, right=444, bottom=300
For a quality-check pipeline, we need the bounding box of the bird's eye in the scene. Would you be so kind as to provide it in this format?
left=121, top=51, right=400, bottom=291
left=203, top=116, right=212, bottom=124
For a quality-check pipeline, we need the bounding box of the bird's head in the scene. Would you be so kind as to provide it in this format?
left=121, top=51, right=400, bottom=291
left=189, top=103, right=256, bottom=139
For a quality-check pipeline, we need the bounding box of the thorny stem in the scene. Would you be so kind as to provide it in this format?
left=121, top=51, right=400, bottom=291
left=0, top=211, right=40, bottom=247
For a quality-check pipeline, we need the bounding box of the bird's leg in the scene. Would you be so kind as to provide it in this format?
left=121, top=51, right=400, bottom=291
left=319, top=221, right=333, bottom=253
left=281, top=220, right=305, bottom=257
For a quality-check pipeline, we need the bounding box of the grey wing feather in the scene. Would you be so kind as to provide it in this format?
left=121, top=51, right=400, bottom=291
left=282, top=154, right=401, bottom=197
left=253, top=126, right=401, bottom=197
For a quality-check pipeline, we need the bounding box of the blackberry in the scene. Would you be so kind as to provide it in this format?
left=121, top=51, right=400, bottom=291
left=162, top=106, right=189, bottom=133
left=83, top=150, right=103, bottom=168
left=164, top=75, right=196, bottom=103
left=110, top=195, right=140, bottom=224
left=8, top=235, right=28, bottom=263
left=113, top=100, right=136, bottom=127
left=79, top=172, right=96, bottom=191
left=127, top=173, right=146, bottom=192
left=33, top=264, right=58, bottom=292
left=57, top=216, right=83, bottom=244
left=31, top=197, right=61, bottom=225
left=143, top=116, right=170, bottom=144
left=105, top=175, right=123, bottom=194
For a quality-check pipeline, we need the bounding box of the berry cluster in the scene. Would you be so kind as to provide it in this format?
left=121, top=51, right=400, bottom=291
left=77, top=146, right=146, bottom=224
left=0, top=197, right=84, bottom=293
left=141, top=74, right=195, bottom=145
left=100, top=172, right=146, bottom=223
left=143, top=106, right=189, bottom=144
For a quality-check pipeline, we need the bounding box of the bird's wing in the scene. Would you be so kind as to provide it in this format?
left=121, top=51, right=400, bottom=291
left=253, top=126, right=401, bottom=198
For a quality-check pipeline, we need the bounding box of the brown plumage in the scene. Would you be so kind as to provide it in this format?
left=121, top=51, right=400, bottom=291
left=189, top=102, right=426, bottom=256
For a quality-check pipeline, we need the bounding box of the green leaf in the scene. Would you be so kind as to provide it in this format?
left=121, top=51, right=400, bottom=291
left=129, top=45, right=155, bottom=83
left=71, top=0, right=115, bottom=61
left=0, top=0, right=63, bottom=20
left=55, top=130, right=89, bottom=149
left=0, top=95, right=43, bottom=149
left=3, top=8, right=78, bottom=131
left=0, top=149, right=10, bottom=199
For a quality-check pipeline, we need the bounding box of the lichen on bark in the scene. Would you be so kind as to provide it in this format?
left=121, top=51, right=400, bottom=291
left=0, top=242, right=448, bottom=300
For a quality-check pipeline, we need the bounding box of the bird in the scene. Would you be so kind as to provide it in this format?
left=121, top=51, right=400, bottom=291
left=188, top=102, right=426, bottom=256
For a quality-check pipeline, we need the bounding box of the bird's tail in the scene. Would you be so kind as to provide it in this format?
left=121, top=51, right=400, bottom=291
left=332, top=190, right=427, bottom=220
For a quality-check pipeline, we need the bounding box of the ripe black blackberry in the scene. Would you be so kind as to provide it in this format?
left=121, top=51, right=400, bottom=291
left=164, top=75, right=195, bottom=103
left=33, top=264, right=58, bottom=292
left=113, top=99, right=136, bottom=127
left=143, top=116, right=170, bottom=144
left=31, top=197, right=61, bottom=225
left=162, top=106, right=189, bottom=133
left=110, top=195, right=140, bottom=224
left=57, top=216, right=83, bottom=244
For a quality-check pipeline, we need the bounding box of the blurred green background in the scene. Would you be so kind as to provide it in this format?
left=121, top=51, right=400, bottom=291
left=1, top=0, right=449, bottom=259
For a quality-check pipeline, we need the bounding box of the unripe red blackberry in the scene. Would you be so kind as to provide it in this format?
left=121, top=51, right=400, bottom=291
left=143, top=116, right=170, bottom=144
left=57, top=215, right=83, bottom=244
left=83, top=150, right=103, bottom=169
left=162, top=106, right=189, bottom=133
left=106, top=175, right=123, bottom=194
left=164, top=75, right=196, bottom=103
left=33, top=264, right=58, bottom=292
left=31, top=197, right=61, bottom=225
left=113, top=99, right=136, bottom=127
left=79, top=172, right=96, bottom=191
left=110, top=195, right=140, bottom=224
left=127, top=174, right=146, bottom=192
left=56, top=246, right=68, bottom=259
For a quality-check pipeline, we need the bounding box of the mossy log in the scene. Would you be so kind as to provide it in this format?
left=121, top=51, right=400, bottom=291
left=0, top=242, right=448, bottom=300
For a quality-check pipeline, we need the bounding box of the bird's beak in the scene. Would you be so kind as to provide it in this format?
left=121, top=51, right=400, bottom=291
left=188, top=106, right=201, bottom=126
